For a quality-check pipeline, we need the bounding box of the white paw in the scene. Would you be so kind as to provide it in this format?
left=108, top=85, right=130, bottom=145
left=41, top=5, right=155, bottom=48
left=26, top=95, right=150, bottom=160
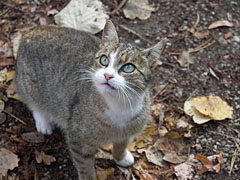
left=33, top=111, right=53, bottom=135
left=114, top=150, right=134, bottom=167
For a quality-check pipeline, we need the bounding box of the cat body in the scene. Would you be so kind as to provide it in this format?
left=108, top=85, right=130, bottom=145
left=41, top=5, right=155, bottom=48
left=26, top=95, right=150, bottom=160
left=16, top=21, right=166, bottom=180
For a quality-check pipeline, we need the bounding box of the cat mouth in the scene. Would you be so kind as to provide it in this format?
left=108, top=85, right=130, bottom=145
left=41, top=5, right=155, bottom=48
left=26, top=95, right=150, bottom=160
left=102, top=82, right=115, bottom=90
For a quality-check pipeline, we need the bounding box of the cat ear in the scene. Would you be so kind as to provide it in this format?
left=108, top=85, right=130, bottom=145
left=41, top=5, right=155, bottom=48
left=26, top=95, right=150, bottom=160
left=101, top=20, right=119, bottom=47
left=143, top=38, right=168, bottom=67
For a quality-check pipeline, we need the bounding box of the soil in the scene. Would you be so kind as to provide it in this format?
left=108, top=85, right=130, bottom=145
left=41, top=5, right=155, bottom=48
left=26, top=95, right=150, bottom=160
left=0, top=0, right=239, bottom=180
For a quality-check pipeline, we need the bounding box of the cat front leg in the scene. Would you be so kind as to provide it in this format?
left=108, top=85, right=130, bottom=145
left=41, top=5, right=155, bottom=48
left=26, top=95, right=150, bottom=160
left=113, top=139, right=134, bottom=167
left=67, top=139, right=97, bottom=180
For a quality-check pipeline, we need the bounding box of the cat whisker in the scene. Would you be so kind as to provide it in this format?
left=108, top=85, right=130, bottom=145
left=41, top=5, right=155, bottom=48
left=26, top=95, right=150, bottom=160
left=125, top=81, right=144, bottom=94
left=119, top=86, right=133, bottom=111
left=125, top=84, right=141, bottom=98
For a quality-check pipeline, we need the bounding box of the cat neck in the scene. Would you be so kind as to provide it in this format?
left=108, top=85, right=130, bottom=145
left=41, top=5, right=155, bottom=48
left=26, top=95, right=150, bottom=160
left=103, top=92, right=146, bottom=127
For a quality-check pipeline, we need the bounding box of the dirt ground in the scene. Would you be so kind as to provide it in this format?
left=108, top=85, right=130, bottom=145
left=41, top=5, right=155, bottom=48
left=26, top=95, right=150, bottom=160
left=0, top=0, right=239, bottom=179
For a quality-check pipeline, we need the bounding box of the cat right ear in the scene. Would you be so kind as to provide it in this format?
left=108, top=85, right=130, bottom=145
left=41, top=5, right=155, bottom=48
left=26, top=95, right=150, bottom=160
left=101, top=20, right=119, bottom=47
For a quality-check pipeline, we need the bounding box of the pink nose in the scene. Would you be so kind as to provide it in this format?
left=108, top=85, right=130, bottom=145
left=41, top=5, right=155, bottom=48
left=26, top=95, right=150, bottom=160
left=104, top=73, right=113, bottom=81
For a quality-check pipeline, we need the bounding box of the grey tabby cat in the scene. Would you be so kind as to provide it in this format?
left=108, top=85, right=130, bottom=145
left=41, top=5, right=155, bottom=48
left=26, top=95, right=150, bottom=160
left=16, top=20, right=166, bottom=180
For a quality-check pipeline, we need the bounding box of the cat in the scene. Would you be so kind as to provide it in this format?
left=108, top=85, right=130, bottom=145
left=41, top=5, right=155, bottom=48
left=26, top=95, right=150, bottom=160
left=16, top=20, right=167, bottom=180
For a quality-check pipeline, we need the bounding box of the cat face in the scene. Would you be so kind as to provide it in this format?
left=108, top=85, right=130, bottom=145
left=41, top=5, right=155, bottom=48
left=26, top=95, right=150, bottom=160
left=93, top=44, right=151, bottom=100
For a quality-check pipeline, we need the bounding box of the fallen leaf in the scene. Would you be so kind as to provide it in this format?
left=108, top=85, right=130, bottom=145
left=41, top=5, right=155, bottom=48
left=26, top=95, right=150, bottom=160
left=0, top=100, right=5, bottom=113
left=208, top=20, right=233, bottom=29
left=11, top=32, right=22, bottom=59
left=137, top=147, right=164, bottom=167
left=184, top=96, right=233, bottom=124
left=35, top=150, right=56, bottom=165
left=0, top=68, right=7, bottom=84
left=174, top=154, right=200, bottom=180
left=5, top=71, right=22, bottom=102
left=21, top=132, right=45, bottom=143
left=189, top=27, right=210, bottom=39
left=95, top=149, right=112, bottom=160
left=0, top=58, right=15, bottom=68
left=163, top=151, right=187, bottom=164
left=0, top=148, right=19, bottom=176
left=174, top=162, right=194, bottom=180
left=96, top=167, right=114, bottom=180
left=177, top=51, right=194, bottom=67
left=0, top=41, right=13, bottom=57
left=193, top=96, right=233, bottom=120
left=54, top=0, right=108, bottom=34
left=123, top=0, right=155, bottom=20
left=158, top=139, right=176, bottom=155
left=197, top=152, right=223, bottom=174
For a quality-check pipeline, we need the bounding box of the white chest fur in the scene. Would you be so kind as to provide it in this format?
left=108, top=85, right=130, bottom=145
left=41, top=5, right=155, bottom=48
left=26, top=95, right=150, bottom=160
left=104, top=94, right=144, bottom=127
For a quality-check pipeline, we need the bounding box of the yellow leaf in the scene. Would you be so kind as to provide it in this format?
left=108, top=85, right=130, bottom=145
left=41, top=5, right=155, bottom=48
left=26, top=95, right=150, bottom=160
left=96, top=167, right=114, bottom=180
left=35, top=150, right=56, bottom=166
left=193, top=96, right=233, bottom=120
left=6, top=78, right=22, bottom=102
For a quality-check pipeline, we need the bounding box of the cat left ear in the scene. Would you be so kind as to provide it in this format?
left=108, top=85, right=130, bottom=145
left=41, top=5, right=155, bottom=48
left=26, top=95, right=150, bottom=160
left=143, top=38, right=168, bottom=67
left=101, top=20, right=119, bottom=47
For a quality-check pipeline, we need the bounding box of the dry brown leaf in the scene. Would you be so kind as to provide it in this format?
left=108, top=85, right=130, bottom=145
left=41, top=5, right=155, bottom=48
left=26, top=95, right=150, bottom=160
left=0, top=148, right=19, bottom=176
left=158, top=139, right=176, bottom=155
left=0, top=100, right=5, bottom=113
left=189, top=27, right=210, bottom=39
left=163, top=151, right=187, bottom=164
left=6, top=71, right=22, bottom=102
left=174, top=154, right=201, bottom=180
left=208, top=20, right=233, bottom=29
left=193, top=96, right=233, bottom=120
left=197, top=153, right=223, bottom=174
left=35, top=150, right=56, bottom=166
left=54, top=0, right=108, bottom=34
left=96, top=167, right=114, bottom=180
left=95, top=149, right=112, bottom=160
left=21, top=132, right=45, bottom=143
left=123, top=0, right=155, bottom=20
left=177, top=51, right=194, bottom=67
left=137, top=147, right=164, bottom=167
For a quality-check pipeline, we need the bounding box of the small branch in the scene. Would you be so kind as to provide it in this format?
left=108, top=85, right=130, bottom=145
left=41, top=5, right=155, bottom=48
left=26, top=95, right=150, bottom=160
left=0, top=1, right=23, bottom=12
left=110, top=0, right=128, bottom=15
left=118, top=24, right=153, bottom=44
left=169, top=39, right=215, bottom=55
left=3, top=110, right=26, bottom=124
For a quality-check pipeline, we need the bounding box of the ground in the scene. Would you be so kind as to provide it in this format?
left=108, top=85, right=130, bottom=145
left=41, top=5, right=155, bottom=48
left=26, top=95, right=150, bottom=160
left=0, top=0, right=239, bottom=180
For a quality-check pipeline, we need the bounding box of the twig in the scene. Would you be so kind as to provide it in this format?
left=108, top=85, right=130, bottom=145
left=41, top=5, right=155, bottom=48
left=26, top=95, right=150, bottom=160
left=0, top=1, right=23, bottom=12
left=229, top=141, right=239, bottom=175
left=208, top=130, right=236, bottom=141
left=110, top=0, right=128, bottom=15
left=193, top=12, right=200, bottom=28
left=169, top=39, right=215, bottom=55
left=162, top=62, right=206, bottom=88
left=217, top=121, right=240, bottom=135
left=118, top=24, right=153, bottom=44
left=3, top=110, right=26, bottom=124
left=0, top=8, right=9, bottom=17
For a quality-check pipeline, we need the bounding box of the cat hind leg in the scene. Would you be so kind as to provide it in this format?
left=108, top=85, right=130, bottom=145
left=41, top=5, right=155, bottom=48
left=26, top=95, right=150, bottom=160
left=32, top=111, right=53, bottom=135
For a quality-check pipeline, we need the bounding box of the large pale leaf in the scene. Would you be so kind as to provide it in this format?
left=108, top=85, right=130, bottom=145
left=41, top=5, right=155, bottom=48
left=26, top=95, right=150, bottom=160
left=54, top=0, right=108, bottom=34
left=123, top=0, right=155, bottom=20
left=0, top=148, right=19, bottom=176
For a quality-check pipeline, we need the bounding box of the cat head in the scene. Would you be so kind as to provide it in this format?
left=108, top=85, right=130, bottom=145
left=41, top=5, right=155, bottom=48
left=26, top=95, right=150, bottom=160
left=92, top=21, right=167, bottom=101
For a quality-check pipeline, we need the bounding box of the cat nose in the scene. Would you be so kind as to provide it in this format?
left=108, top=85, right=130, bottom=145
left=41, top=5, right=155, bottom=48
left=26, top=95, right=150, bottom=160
left=104, top=73, right=113, bottom=81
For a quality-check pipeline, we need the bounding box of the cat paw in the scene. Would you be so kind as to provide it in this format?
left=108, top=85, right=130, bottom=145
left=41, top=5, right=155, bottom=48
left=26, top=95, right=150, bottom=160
left=33, top=111, right=53, bottom=135
left=36, top=120, right=53, bottom=135
left=114, top=150, right=134, bottom=167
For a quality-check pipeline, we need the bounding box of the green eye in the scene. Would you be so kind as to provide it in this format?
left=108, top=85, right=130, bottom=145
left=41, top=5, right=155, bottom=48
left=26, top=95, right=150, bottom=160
left=99, top=55, right=109, bottom=67
left=120, top=63, right=135, bottom=73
